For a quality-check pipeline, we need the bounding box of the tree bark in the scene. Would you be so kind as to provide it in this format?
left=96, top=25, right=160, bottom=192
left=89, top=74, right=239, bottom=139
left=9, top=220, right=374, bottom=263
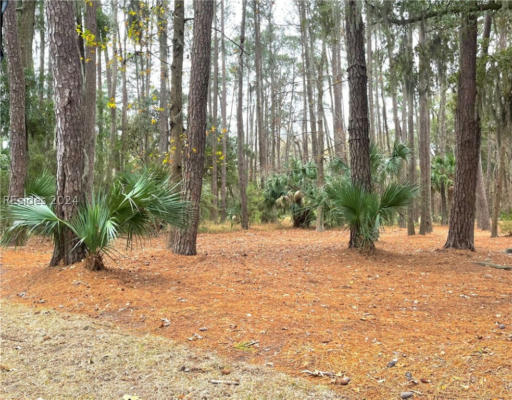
left=332, top=7, right=346, bottom=161
left=475, top=14, right=492, bottom=231
left=253, top=0, right=267, bottom=181
left=169, top=0, right=184, bottom=183
left=17, top=0, right=36, bottom=72
left=237, top=0, right=248, bottom=229
left=46, top=0, right=87, bottom=265
left=5, top=0, right=28, bottom=203
left=345, top=0, right=372, bottom=248
left=171, top=0, right=213, bottom=255
left=444, top=10, right=479, bottom=250
left=219, top=0, right=228, bottom=222
left=38, top=1, right=45, bottom=103
left=418, top=21, right=433, bottom=234
left=157, top=0, right=170, bottom=159
left=315, top=43, right=327, bottom=232
left=211, top=4, right=219, bottom=222
left=406, top=26, right=416, bottom=236
left=298, top=1, right=317, bottom=170
left=83, top=0, right=98, bottom=199
left=107, top=0, right=119, bottom=180
left=365, top=4, right=375, bottom=144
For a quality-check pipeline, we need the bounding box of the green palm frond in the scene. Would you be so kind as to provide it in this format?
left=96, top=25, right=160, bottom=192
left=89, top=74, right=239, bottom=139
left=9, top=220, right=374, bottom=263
left=25, top=172, right=56, bottom=203
left=68, top=195, right=118, bottom=257
left=326, top=180, right=416, bottom=246
left=1, top=197, right=64, bottom=245
left=379, top=183, right=418, bottom=223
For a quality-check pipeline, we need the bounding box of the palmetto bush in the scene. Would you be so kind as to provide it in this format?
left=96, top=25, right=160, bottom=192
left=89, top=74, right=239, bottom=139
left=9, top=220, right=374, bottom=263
left=326, top=180, right=417, bottom=250
left=1, top=171, right=188, bottom=270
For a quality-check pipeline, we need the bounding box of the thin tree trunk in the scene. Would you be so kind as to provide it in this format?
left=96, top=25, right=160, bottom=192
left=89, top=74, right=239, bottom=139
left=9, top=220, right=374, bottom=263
left=83, top=0, right=97, bottom=199
left=298, top=1, right=317, bottom=171
left=211, top=4, right=219, bottom=222
left=237, top=0, right=248, bottom=229
left=108, top=0, right=118, bottom=180
left=157, top=0, right=170, bottom=160
left=46, top=0, right=87, bottom=265
left=253, top=0, right=266, bottom=181
left=332, top=33, right=346, bottom=161
left=475, top=14, right=493, bottom=231
left=315, top=43, right=326, bottom=232
left=219, top=0, right=228, bottom=221
left=169, top=0, right=185, bottom=184
left=118, top=10, right=128, bottom=171
left=444, top=10, right=479, bottom=250
left=171, top=0, right=214, bottom=255
left=345, top=0, right=372, bottom=249
left=17, top=0, right=36, bottom=72
left=366, top=4, right=375, bottom=144
left=406, top=27, right=416, bottom=236
left=38, top=1, right=45, bottom=103
left=5, top=0, right=28, bottom=203
left=418, top=21, right=433, bottom=234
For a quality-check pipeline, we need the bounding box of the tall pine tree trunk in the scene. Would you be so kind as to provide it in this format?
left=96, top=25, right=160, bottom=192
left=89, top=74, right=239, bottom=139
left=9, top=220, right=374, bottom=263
left=211, top=4, right=219, bottom=222
left=418, top=21, right=433, bottom=234
left=219, top=0, right=228, bottom=222
left=237, top=0, right=248, bottom=229
left=253, top=0, right=266, bottom=181
left=5, top=0, right=28, bottom=204
left=47, top=0, right=87, bottom=265
left=83, top=0, right=97, bottom=199
left=345, top=0, right=372, bottom=249
left=18, top=0, right=36, bottom=72
left=169, top=0, right=184, bottom=184
left=406, top=27, right=416, bottom=236
left=444, top=10, right=479, bottom=250
left=158, top=0, right=170, bottom=159
left=171, top=0, right=213, bottom=255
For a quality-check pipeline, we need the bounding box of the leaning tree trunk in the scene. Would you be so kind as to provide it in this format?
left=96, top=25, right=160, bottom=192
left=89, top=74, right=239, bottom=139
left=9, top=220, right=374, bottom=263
left=444, top=11, right=479, bottom=250
left=83, top=0, right=97, bottom=199
left=46, top=0, right=87, bottom=265
left=345, top=0, right=372, bottom=249
left=171, top=0, right=214, bottom=255
left=236, top=0, right=248, bottom=229
left=5, top=0, right=28, bottom=204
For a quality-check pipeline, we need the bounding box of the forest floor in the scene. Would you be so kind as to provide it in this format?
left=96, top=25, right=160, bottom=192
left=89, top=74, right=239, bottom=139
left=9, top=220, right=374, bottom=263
left=1, top=225, right=511, bottom=400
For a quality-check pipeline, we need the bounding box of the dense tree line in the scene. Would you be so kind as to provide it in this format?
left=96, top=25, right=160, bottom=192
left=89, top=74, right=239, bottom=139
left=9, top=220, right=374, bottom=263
left=1, top=0, right=511, bottom=263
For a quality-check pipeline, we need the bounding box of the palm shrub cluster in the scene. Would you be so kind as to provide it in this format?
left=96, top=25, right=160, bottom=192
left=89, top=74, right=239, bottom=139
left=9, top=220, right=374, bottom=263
left=263, top=160, right=316, bottom=227
left=2, top=171, right=188, bottom=270
left=261, top=143, right=416, bottom=250
left=325, top=180, right=417, bottom=250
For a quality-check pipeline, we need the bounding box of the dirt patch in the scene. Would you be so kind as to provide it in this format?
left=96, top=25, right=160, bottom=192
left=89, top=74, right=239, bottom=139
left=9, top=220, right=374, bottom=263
left=1, top=226, right=512, bottom=399
left=0, top=300, right=338, bottom=400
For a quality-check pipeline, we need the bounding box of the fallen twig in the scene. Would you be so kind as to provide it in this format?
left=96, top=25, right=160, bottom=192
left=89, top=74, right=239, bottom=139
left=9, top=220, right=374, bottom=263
left=209, top=379, right=240, bottom=385
left=302, top=369, right=336, bottom=378
left=474, top=261, right=512, bottom=271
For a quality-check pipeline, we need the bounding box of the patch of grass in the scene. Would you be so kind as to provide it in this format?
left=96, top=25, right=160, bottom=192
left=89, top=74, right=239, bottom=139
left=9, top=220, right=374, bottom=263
left=0, top=301, right=337, bottom=400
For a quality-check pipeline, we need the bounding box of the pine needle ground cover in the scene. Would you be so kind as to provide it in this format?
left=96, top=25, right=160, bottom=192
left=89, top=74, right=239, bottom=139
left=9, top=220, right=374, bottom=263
left=1, top=226, right=511, bottom=399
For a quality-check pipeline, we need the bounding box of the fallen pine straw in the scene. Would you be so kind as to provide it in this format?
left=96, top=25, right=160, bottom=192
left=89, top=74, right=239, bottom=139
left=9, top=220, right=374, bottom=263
left=1, top=225, right=512, bottom=399
left=0, top=301, right=338, bottom=400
